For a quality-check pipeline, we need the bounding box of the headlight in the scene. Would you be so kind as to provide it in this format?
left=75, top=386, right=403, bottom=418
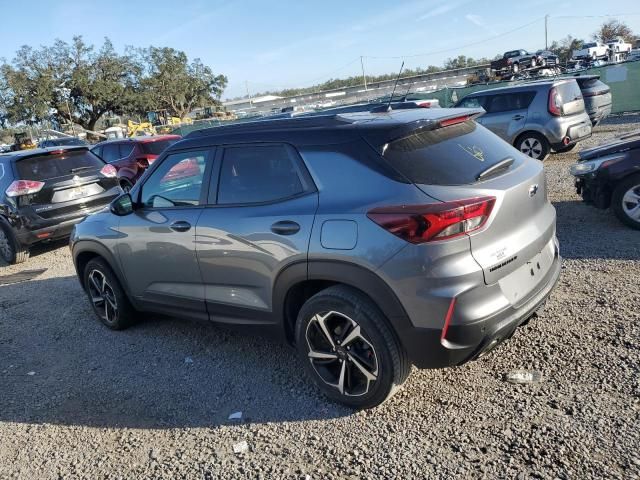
left=569, top=154, right=624, bottom=176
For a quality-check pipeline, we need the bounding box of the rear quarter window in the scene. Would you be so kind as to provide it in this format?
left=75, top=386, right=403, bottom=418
left=15, top=150, right=104, bottom=181
left=383, top=121, right=522, bottom=186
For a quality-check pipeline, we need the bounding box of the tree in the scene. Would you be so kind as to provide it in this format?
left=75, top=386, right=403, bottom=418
left=548, top=35, right=584, bottom=64
left=593, top=20, right=634, bottom=42
left=139, top=47, right=227, bottom=118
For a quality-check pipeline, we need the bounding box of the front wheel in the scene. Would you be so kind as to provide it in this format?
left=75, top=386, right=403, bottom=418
left=612, top=174, right=640, bottom=230
left=295, top=286, right=410, bottom=409
left=515, top=132, right=550, bottom=161
left=512, top=63, right=520, bottom=73
left=84, top=258, right=136, bottom=329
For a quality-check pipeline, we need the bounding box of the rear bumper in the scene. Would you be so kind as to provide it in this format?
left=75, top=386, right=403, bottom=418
left=398, top=245, right=562, bottom=369
left=13, top=189, right=119, bottom=246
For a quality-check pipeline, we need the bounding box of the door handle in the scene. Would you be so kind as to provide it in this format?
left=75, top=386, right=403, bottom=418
left=271, top=220, right=300, bottom=235
left=170, top=221, right=192, bottom=232
left=512, top=114, right=525, bottom=120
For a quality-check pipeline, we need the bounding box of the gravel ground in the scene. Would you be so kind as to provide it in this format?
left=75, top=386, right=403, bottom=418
left=1, top=116, right=639, bottom=479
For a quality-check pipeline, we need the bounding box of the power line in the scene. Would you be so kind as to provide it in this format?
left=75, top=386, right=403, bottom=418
left=362, top=17, right=545, bottom=59
left=552, top=13, right=640, bottom=18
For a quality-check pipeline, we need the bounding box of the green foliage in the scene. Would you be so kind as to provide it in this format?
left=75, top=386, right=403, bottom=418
left=593, top=20, right=634, bottom=43
left=548, top=36, right=585, bottom=64
left=0, top=37, right=227, bottom=129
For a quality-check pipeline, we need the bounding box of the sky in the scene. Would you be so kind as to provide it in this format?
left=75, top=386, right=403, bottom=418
left=0, top=0, right=639, bottom=99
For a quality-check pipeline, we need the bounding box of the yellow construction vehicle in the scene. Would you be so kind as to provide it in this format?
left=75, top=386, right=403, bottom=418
left=11, top=132, right=37, bottom=151
left=127, top=119, right=156, bottom=137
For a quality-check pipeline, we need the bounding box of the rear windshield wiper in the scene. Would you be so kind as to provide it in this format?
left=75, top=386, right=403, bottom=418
left=70, top=166, right=94, bottom=173
left=476, top=157, right=514, bottom=181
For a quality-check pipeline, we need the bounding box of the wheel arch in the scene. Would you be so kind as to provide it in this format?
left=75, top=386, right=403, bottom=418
left=274, top=260, right=413, bottom=346
left=73, top=241, right=128, bottom=294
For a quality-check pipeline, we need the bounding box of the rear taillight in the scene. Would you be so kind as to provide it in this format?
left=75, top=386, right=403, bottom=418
left=5, top=180, right=45, bottom=197
left=548, top=87, right=562, bottom=116
left=100, top=164, right=117, bottom=178
left=367, top=196, right=496, bottom=244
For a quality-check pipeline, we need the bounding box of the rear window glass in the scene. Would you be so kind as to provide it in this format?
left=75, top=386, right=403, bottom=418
left=15, top=150, right=104, bottom=181
left=583, top=43, right=596, bottom=48
left=383, top=121, right=521, bottom=185
left=141, top=139, right=177, bottom=155
left=556, top=81, right=583, bottom=102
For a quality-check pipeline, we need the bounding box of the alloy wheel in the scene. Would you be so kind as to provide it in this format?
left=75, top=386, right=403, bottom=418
left=621, top=185, right=640, bottom=222
left=87, top=269, right=118, bottom=324
left=305, top=311, right=378, bottom=397
left=0, top=229, right=12, bottom=262
left=520, top=138, right=543, bottom=159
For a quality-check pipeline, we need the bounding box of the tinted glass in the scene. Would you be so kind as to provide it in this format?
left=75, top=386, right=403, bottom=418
left=101, top=144, right=121, bottom=163
left=584, top=43, right=596, bottom=48
left=141, top=139, right=177, bottom=155
left=15, top=150, right=104, bottom=181
left=140, top=151, right=208, bottom=208
left=383, top=121, right=521, bottom=185
left=41, top=137, right=88, bottom=147
left=457, top=96, right=486, bottom=108
left=119, top=144, right=135, bottom=158
left=218, top=145, right=304, bottom=204
left=485, top=92, right=535, bottom=113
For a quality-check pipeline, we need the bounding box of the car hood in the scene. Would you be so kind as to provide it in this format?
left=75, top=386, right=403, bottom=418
left=579, top=130, right=640, bottom=161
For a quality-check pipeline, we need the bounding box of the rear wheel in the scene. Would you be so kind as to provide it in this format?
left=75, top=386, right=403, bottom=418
left=515, top=132, right=550, bottom=160
left=612, top=175, right=640, bottom=230
left=0, top=222, right=29, bottom=264
left=83, top=258, right=135, bottom=329
left=295, top=285, right=410, bottom=409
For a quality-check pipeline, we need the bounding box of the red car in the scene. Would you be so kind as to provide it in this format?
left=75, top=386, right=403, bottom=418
left=90, top=135, right=181, bottom=191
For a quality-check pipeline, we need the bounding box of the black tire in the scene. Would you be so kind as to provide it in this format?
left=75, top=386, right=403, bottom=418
left=83, top=258, right=136, bottom=330
left=0, top=221, right=29, bottom=265
left=515, top=132, right=550, bottom=161
left=295, top=285, right=411, bottom=409
left=554, top=143, right=577, bottom=153
left=120, top=179, right=133, bottom=193
left=611, top=174, right=640, bottom=230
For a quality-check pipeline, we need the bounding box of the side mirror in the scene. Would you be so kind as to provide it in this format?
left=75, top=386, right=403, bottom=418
left=110, top=193, right=134, bottom=216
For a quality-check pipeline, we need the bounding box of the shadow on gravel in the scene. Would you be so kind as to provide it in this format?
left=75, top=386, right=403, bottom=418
left=553, top=200, right=640, bottom=260
left=0, top=275, right=351, bottom=429
left=0, top=239, right=69, bottom=269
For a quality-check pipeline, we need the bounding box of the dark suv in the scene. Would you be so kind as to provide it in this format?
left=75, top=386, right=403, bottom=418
left=71, top=109, right=561, bottom=408
left=91, top=135, right=180, bottom=192
left=0, top=147, right=120, bottom=264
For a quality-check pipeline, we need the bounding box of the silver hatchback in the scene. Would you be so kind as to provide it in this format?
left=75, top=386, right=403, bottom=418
left=71, top=109, right=561, bottom=409
left=455, top=79, right=592, bottom=160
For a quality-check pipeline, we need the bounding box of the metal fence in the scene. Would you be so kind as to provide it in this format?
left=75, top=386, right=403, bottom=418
left=433, top=60, right=640, bottom=113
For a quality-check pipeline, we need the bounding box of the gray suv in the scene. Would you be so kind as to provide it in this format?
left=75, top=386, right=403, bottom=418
left=455, top=79, right=592, bottom=160
left=71, top=109, right=561, bottom=409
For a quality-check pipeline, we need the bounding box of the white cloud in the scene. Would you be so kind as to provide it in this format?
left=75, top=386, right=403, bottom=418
left=465, top=13, right=498, bottom=35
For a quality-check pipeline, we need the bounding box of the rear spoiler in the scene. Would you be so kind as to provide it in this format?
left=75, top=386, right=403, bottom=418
left=384, top=108, right=485, bottom=145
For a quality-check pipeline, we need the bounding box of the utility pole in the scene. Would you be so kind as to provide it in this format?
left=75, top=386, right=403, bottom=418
left=360, top=56, right=368, bottom=91
left=245, top=80, right=252, bottom=105
left=545, top=14, right=549, bottom=50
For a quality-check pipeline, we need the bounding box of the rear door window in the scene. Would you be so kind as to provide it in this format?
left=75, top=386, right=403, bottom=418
left=119, top=144, right=135, bottom=158
left=101, top=144, right=121, bottom=163
left=383, top=121, right=522, bottom=186
left=457, top=96, right=486, bottom=109
left=15, top=150, right=104, bottom=181
left=217, top=145, right=306, bottom=205
left=485, top=92, right=535, bottom=113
